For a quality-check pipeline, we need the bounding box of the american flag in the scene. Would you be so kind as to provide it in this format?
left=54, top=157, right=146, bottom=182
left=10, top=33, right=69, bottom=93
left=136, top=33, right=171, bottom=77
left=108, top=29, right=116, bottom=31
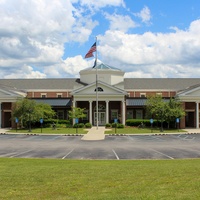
left=85, top=42, right=96, bottom=58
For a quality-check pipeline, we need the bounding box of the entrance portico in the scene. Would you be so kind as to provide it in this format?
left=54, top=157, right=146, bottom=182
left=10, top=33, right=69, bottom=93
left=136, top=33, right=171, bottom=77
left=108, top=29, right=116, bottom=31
left=73, top=97, right=126, bottom=125
left=72, top=81, right=127, bottom=125
left=178, top=84, right=200, bottom=129
left=0, top=86, right=26, bottom=128
left=71, top=62, right=127, bottom=125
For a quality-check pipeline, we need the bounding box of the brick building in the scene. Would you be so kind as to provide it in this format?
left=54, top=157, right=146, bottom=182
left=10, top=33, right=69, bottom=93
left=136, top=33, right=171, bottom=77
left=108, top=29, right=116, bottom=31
left=0, top=62, right=200, bottom=129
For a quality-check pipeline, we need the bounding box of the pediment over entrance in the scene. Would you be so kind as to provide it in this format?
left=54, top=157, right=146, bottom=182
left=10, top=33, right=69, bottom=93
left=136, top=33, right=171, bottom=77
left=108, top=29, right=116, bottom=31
left=177, top=84, right=200, bottom=101
left=0, top=86, right=26, bottom=102
left=71, top=81, right=127, bottom=97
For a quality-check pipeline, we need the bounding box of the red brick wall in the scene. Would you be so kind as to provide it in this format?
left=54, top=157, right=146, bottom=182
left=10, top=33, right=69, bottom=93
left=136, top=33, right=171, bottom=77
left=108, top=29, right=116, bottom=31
left=27, top=91, right=70, bottom=98
left=129, top=91, right=176, bottom=98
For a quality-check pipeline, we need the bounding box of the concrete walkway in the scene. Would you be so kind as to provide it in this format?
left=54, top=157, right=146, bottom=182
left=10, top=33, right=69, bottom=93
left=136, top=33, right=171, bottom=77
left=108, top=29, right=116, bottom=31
left=81, top=126, right=106, bottom=141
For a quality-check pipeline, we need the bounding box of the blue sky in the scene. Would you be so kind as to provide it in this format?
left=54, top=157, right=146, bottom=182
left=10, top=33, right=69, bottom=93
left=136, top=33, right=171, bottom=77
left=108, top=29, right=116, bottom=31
left=0, top=0, right=200, bottom=79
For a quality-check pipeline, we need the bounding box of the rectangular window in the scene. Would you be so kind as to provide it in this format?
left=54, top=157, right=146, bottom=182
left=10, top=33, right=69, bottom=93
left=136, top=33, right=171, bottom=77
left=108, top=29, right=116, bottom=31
left=41, top=93, right=47, bottom=98
left=83, top=110, right=89, bottom=120
left=140, top=93, right=146, bottom=98
left=136, top=110, right=143, bottom=119
left=111, top=110, right=118, bottom=120
left=127, top=110, right=133, bottom=119
left=57, top=110, right=64, bottom=120
left=57, top=93, right=62, bottom=98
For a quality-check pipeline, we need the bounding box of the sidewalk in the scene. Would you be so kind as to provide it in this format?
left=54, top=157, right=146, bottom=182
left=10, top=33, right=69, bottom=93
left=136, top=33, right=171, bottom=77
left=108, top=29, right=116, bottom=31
left=81, top=126, right=106, bottom=141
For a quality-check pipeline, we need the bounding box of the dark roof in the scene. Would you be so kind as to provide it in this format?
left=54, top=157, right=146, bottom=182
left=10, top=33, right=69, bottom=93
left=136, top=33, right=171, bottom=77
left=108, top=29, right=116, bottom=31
left=0, top=78, right=83, bottom=90
left=124, top=78, right=200, bottom=91
left=34, top=99, right=71, bottom=106
left=126, top=99, right=147, bottom=106
left=0, top=78, right=199, bottom=92
left=126, top=98, right=170, bottom=106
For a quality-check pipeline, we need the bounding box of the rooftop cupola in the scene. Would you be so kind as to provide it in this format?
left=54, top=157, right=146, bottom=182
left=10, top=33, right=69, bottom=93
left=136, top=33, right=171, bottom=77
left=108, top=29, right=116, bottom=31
left=79, top=61, right=125, bottom=85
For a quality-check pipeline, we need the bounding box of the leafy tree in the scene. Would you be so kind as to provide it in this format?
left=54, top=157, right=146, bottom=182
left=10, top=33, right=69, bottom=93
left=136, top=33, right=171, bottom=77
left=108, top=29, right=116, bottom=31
left=68, top=107, right=86, bottom=123
left=35, top=103, right=55, bottom=120
left=12, top=98, right=55, bottom=128
left=146, top=95, right=185, bottom=131
left=146, top=95, right=167, bottom=131
left=165, top=98, right=185, bottom=128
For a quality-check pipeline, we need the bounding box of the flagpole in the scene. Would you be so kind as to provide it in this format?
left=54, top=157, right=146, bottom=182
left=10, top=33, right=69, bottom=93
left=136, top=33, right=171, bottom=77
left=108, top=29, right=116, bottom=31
left=95, top=36, right=98, bottom=130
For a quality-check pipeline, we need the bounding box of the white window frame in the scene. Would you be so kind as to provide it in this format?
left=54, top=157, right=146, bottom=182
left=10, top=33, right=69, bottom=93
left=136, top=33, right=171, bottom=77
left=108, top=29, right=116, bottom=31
left=83, top=110, right=89, bottom=120
left=57, top=93, right=63, bottom=98
left=57, top=110, right=64, bottom=120
left=136, top=109, right=143, bottom=119
left=127, top=110, right=133, bottom=119
left=140, top=93, right=146, bottom=98
left=41, top=93, right=47, bottom=98
left=111, top=109, right=118, bottom=120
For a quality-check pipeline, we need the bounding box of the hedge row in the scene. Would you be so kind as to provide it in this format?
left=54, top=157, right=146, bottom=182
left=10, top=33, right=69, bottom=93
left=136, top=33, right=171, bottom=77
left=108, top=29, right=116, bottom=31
left=126, top=119, right=154, bottom=127
left=105, top=123, right=124, bottom=128
left=125, top=119, right=177, bottom=128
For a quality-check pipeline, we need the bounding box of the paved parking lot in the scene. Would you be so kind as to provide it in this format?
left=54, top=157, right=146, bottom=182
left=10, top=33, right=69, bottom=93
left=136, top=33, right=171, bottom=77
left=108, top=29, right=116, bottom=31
left=0, top=133, right=200, bottom=160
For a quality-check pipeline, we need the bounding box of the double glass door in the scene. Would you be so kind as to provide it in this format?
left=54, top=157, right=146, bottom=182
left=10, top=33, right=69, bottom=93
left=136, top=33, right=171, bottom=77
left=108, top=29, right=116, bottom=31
left=94, top=112, right=106, bottom=125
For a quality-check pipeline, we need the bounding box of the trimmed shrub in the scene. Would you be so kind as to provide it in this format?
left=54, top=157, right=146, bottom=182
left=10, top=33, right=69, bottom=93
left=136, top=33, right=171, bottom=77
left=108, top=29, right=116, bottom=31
left=73, top=123, right=85, bottom=128
left=126, top=119, right=152, bottom=127
left=78, top=123, right=85, bottom=128
left=73, top=123, right=78, bottom=128
left=85, top=123, right=92, bottom=128
left=111, top=123, right=118, bottom=128
left=105, top=123, right=111, bottom=128
left=117, top=123, right=124, bottom=128
left=66, top=124, right=72, bottom=128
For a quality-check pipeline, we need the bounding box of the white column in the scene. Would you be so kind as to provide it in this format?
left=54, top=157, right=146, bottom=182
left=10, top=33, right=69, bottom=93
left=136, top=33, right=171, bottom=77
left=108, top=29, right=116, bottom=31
left=72, top=100, right=76, bottom=125
left=106, top=100, right=109, bottom=124
left=196, top=101, right=199, bottom=129
left=89, top=101, right=92, bottom=124
left=0, top=103, right=1, bottom=128
left=122, top=100, right=126, bottom=125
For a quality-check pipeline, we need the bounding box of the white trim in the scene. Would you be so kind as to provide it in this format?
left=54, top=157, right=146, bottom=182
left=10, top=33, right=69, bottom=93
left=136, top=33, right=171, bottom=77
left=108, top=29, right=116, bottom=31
left=140, top=93, right=146, bottom=97
left=41, top=93, right=47, bottom=98
left=196, top=102, right=199, bottom=129
left=72, top=80, right=127, bottom=95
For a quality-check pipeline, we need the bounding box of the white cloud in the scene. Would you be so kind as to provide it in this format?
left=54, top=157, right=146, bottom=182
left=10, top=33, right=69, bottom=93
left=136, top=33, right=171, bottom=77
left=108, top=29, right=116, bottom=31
left=99, top=19, right=200, bottom=78
left=134, top=6, right=152, bottom=24
left=4, top=65, right=46, bottom=79
left=43, top=55, right=94, bottom=78
left=105, top=13, right=137, bottom=32
left=0, top=0, right=100, bottom=78
left=79, top=0, right=125, bottom=9
left=1, top=0, right=200, bottom=80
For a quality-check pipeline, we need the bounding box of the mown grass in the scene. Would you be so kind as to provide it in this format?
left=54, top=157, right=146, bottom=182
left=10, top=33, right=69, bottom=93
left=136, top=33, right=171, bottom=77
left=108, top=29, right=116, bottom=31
left=8, top=127, right=88, bottom=134
left=1, top=158, right=200, bottom=200
left=8, top=127, right=184, bottom=134
left=105, top=127, right=186, bottom=134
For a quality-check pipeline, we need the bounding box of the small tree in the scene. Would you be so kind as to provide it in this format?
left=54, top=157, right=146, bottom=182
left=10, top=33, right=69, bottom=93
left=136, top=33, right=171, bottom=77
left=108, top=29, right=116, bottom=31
left=68, top=107, right=86, bottom=124
left=165, top=98, right=185, bottom=128
left=146, top=95, right=167, bottom=131
left=12, top=98, right=55, bottom=129
left=146, top=95, right=185, bottom=131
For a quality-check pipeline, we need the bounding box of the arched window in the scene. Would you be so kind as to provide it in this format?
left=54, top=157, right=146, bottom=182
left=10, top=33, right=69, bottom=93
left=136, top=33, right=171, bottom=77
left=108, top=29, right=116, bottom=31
left=94, top=104, right=106, bottom=112
left=94, top=87, right=103, bottom=92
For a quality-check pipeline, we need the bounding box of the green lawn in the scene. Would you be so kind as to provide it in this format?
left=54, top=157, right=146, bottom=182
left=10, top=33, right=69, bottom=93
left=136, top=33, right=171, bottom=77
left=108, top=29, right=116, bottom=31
left=8, top=127, right=88, bottom=134
left=1, top=158, right=200, bottom=200
left=8, top=127, right=184, bottom=134
left=105, top=127, right=186, bottom=134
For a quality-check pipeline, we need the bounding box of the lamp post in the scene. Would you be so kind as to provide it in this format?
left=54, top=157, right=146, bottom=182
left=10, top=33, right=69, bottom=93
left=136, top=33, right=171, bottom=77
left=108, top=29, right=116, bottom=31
left=28, top=109, right=32, bottom=132
left=160, top=108, right=164, bottom=132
